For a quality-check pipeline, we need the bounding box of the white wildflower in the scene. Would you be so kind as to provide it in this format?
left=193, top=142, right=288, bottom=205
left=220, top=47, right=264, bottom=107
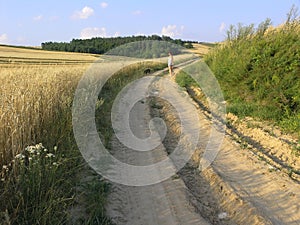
left=36, top=143, right=44, bottom=151
left=26, top=146, right=36, bottom=154
left=53, top=146, right=58, bottom=151
left=29, top=157, right=33, bottom=161
left=15, top=153, right=25, bottom=159
left=52, top=162, right=58, bottom=166
left=2, top=165, right=8, bottom=170
left=46, top=153, right=55, bottom=158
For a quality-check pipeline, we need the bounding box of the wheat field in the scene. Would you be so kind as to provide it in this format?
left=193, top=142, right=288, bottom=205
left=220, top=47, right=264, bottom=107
left=0, top=46, right=116, bottom=224
left=0, top=46, right=97, bottom=168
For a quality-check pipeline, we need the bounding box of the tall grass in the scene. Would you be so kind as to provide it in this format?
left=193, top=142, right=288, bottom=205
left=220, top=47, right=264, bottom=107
left=0, top=63, right=112, bottom=224
left=204, top=14, right=300, bottom=136
left=0, top=64, right=85, bottom=224
left=0, top=65, right=84, bottom=165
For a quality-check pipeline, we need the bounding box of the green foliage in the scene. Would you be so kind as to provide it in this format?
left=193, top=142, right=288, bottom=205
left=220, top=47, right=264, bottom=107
left=107, top=40, right=184, bottom=58
left=205, top=15, right=300, bottom=136
left=83, top=180, right=112, bottom=225
left=0, top=144, right=80, bottom=224
left=41, top=35, right=191, bottom=55
left=175, top=70, right=198, bottom=88
left=0, top=142, right=111, bottom=225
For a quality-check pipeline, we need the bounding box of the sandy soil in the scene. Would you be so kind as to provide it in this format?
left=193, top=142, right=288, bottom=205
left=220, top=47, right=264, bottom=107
left=106, top=65, right=300, bottom=224
left=106, top=76, right=210, bottom=224
left=189, top=86, right=300, bottom=181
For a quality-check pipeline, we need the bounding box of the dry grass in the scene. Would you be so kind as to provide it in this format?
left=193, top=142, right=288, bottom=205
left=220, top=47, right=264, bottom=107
left=0, top=47, right=103, bottom=224
left=0, top=46, right=94, bottom=168
left=0, top=45, right=99, bottom=64
left=0, top=64, right=89, bottom=165
left=189, top=43, right=213, bottom=56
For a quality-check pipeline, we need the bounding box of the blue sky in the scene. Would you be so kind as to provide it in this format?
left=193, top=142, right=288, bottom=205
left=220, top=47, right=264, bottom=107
left=0, top=0, right=299, bottom=46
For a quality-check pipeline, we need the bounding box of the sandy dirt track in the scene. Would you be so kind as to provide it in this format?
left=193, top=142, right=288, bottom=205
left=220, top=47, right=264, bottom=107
left=106, top=66, right=300, bottom=224
left=106, top=75, right=211, bottom=224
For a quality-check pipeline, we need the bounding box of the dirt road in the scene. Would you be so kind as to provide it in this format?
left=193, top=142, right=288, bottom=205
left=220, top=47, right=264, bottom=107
left=106, top=65, right=300, bottom=224
left=106, top=75, right=210, bottom=224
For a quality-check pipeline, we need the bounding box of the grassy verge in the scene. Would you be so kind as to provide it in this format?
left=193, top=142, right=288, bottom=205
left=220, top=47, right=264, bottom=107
left=204, top=15, right=300, bottom=137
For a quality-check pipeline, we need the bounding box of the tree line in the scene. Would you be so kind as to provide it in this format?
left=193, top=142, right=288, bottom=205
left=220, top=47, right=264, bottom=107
left=41, top=35, right=194, bottom=55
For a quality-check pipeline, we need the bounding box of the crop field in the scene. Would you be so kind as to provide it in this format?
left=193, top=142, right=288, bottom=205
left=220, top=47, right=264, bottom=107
left=0, top=45, right=168, bottom=224
left=0, top=46, right=108, bottom=224
left=0, top=45, right=98, bottom=64
left=0, top=46, right=97, bottom=165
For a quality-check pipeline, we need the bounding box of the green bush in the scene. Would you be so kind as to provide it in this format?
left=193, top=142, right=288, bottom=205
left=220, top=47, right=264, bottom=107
left=205, top=14, right=300, bottom=136
left=175, top=70, right=197, bottom=88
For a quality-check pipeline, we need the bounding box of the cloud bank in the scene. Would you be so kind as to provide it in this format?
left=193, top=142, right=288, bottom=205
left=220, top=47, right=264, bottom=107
left=161, top=25, right=184, bottom=38
left=80, top=27, right=107, bottom=39
left=72, top=6, right=94, bottom=20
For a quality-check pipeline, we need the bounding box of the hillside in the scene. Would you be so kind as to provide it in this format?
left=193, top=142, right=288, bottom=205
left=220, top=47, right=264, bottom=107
left=204, top=18, right=300, bottom=136
left=188, top=42, right=216, bottom=57
left=41, top=35, right=193, bottom=55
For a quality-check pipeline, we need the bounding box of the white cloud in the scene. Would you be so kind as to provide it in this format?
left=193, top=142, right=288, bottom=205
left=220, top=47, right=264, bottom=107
left=33, top=15, right=43, bottom=21
left=161, top=25, right=184, bottom=38
left=100, top=2, right=108, bottom=8
left=80, top=27, right=107, bottom=39
left=114, top=31, right=121, bottom=37
left=219, top=22, right=226, bottom=33
left=0, top=34, right=8, bottom=43
left=132, top=10, right=142, bottom=15
left=72, top=6, right=94, bottom=20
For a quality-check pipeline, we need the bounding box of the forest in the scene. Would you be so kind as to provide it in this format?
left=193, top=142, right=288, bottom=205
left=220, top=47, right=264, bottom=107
left=41, top=35, right=194, bottom=55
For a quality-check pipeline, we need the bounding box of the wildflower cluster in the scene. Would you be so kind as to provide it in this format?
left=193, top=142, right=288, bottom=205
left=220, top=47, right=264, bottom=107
left=1, top=143, right=59, bottom=183
left=16, top=143, right=58, bottom=168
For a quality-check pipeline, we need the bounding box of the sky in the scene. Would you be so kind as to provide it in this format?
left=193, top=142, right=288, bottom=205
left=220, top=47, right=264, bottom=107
left=0, top=0, right=299, bottom=46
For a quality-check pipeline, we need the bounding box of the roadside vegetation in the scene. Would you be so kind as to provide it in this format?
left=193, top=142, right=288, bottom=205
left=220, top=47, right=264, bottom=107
left=174, top=8, right=300, bottom=179
left=176, top=8, right=299, bottom=138
left=204, top=8, right=300, bottom=136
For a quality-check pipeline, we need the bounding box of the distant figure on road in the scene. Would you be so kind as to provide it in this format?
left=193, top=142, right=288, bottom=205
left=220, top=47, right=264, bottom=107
left=168, top=52, right=174, bottom=76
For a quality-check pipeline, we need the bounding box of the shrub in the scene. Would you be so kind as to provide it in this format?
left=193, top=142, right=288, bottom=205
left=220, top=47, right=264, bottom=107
left=204, top=13, right=300, bottom=136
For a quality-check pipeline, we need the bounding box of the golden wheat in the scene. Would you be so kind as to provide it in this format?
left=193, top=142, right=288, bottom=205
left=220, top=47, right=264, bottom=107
left=0, top=45, right=98, bottom=64
left=0, top=63, right=89, bottom=167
